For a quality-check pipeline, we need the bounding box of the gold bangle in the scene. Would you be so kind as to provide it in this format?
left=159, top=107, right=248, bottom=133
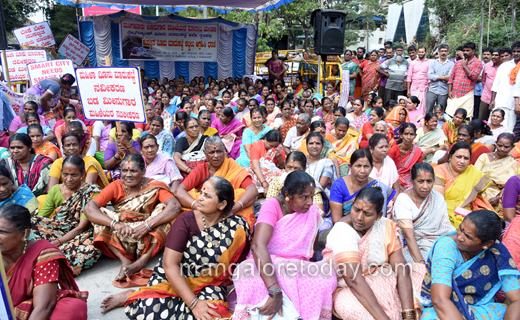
left=191, top=200, right=196, bottom=208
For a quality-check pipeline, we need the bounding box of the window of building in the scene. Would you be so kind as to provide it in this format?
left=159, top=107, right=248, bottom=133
left=360, top=37, right=365, bottom=42
left=416, top=10, right=430, bottom=42
left=378, top=38, right=383, bottom=44
left=393, top=8, right=407, bottom=43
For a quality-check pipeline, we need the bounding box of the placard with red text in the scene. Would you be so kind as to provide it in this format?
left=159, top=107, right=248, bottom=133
left=58, top=34, right=91, bottom=66
left=27, top=59, right=76, bottom=85
left=13, top=22, right=56, bottom=47
left=1, top=50, right=47, bottom=81
left=76, top=67, right=145, bottom=123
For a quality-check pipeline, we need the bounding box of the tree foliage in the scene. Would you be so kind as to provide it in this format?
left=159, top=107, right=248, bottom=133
left=2, top=0, right=42, bottom=33
left=45, top=3, right=79, bottom=44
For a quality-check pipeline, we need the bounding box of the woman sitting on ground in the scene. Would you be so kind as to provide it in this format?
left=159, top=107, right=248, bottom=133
left=421, top=210, right=520, bottom=320
left=32, top=156, right=103, bottom=276
left=233, top=171, right=337, bottom=320
left=406, top=96, right=423, bottom=126
left=434, top=142, right=495, bottom=228
left=8, top=101, right=49, bottom=135
left=174, top=136, right=258, bottom=229
left=359, top=106, right=387, bottom=149
left=198, top=109, right=218, bottom=136
left=174, top=117, right=208, bottom=178
left=305, top=132, right=336, bottom=195
left=104, top=122, right=141, bottom=182
left=475, top=132, right=517, bottom=212
left=236, top=107, right=272, bottom=167
left=0, top=133, right=52, bottom=197
left=1, top=204, right=88, bottom=319
left=346, top=98, right=369, bottom=130
left=470, top=118, right=496, bottom=152
left=283, top=113, right=311, bottom=154
left=373, top=120, right=396, bottom=148
left=442, top=107, right=467, bottom=146
left=142, top=116, right=175, bottom=157
left=0, top=166, right=39, bottom=213
left=488, top=108, right=512, bottom=139
left=100, top=177, right=252, bottom=318
left=272, top=100, right=294, bottom=136
left=439, top=124, right=491, bottom=166
left=172, top=111, right=188, bottom=142
left=211, top=106, right=244, bottom=159
left=140, top=134, right=183, bottom=189
left=48, top=133, right=108, bottom=190
left=415, top=112, right=447, bottom=163
left=84, top=154, right=182, bottom=282
left=327, top=117, right=359, bottom=177
left=245, top=130, right=286, bottom=194
left=388, top=123, right=424, bottom=190
left=392, top=163, right=454, bottom=263
left=16, top=112, right=55, bottom=143
left=27, top=124, right=60, bottom=161
left=323, top=187, right=425, bottom=320
left=368, top=134, right=401, bottom=198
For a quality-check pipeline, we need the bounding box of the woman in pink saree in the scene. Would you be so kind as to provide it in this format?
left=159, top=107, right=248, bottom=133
left=211, top=107, right=244, bottom=159
left=233, top=171, right=337, bottom=320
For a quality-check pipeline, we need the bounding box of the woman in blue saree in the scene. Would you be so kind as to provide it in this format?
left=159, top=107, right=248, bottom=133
left=421, top=210, right=520, bottom=320
left=0, top=165, right=39, bottom=214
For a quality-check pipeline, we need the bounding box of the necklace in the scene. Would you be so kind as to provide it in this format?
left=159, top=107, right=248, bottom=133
left=124, top=179, right=145, bottom=196
left=201, top=212, right=224, bottom=248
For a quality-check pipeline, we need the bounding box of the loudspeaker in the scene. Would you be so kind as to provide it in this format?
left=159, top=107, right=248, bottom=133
left=311, top=9, right=347, bottom=55
left=0, top=0, right=7, bottom=50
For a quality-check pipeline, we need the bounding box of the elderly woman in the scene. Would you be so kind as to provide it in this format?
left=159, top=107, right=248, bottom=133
left=422, top=210, right=520, bottom=320
left=23, top=73, right=75, bottom=115
left=245, top=130, right=286, bottom=194
left=388, top=123, right=424, bottom=190
left=0, top=204, right=88, bottom=319
left=434, top=142, right=495, bottom=228
left=236, top=107, right=272, bottom=167
left=475, top=132, right=517, bottom=211
left=233, top=171, right=337, bottom=320
left=323, top=187, right=425, bottom=320
left=140, top=134, right=182, bottom=189
left=48, top=133, right=108, bottom=190
left=416, top=112, right=447, bottom=163
left=32, top=156, right=102, bottom=275
left=174, top=136, right=258, bottom=229
left=143, top=116, right=175, bottom=157
left=198, top=109, right=217, bottom=136
left=211, top=106, right=244, bottom=159
left=173, top=117, right=208, bottom=178
left=99, top=177, right=251, bottom=318
left=84, top=154, right=182, bottom=282
left=327, top=117, right=358, bottom=177
left=393, top=163, right=455, bottom=263
left=305, top=132, right=336, bottom=194
left=0, top=133, right=52, bottom=197
left=104, top=122, right=141, bottom=181
left=283, top=113, right=311, bottom=155
left=368, top=134, right=401, bottom=197
left=0, top=165, right=39, bottom=213
left=28, top=124, right=60, bottom=161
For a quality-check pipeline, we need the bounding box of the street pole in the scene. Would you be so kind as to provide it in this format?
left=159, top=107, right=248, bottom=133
left=203, top=7, right=208, bottom=19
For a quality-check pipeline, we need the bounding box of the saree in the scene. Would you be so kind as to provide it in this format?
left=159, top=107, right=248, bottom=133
left=322, top=218, right=425, bottom=320
left=212, top=118, right=245, bottom=159
left=279, top=117, right=297, bottom=141
left=347, top=112, right=369, bottom=130
left=360, top=60, right=380, bottom=100
left=470, top=142, right=491, bottom=165
left=203, top=127, right=218, bottom=136
left=266, top=109, right=281, bottom=128
left=155, top=129, right=175, bottom=157
left=31, top=183, right=103, bottom=276
left=0, top=184, right=39, bottom=214
left=235, top=107, right=250, bottom=123
left=0, top=154, right=52, bottom=197
left=393, top=189, right=455, bottom=262
left=476, top=155, right=518, bottom=211
left=385, top=106, right=410, bottom=139
left=421, top=234, right=520, bottom=320
left=125, top=214, right=251, bottom=320
left=93, top=180, right=173, bottom=261
left=8, top=239, right=88, bottom=320
left=442, top=120, right=461, bottom=146
left=434, top=164, right=495, bottom=228
left=145, top=153, right=182, bottom=187
left=417, top=128, right=447, bottom=163
left=233, top=201, right=337, bottom=320
left=332, top=132, right=359, bottom=177
left=34, top=141, right=62, bottom=158
left=244, top=141, right=285, bottom=193
left=298, top=138, right=335, bottom=159
left=79, top=132, right=92, bottom=156
left=180, top=134, right=208, bottom=178
left=393, top=144, right=424, bottom=189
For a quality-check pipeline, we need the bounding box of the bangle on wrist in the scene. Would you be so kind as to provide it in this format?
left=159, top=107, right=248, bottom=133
left=145, top=221, right=153, bottom=231
left=237, top=201, right=244, bottom=210
left=191, top=200, right=197, bottom=208
left=57, top=238, right=63, bottom=246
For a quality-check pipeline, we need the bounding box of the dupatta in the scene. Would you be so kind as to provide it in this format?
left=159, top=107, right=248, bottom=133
left=0, top=154, right=52, bottom=197
left=213, top=118, right=245, bottom=158
left=397, top=145, right=423, bottom=188
left=0, top=184, right=39, bottom=214
left=480, top=156, right=518, bottom=207
left=417, top=128, right=447, bottom=163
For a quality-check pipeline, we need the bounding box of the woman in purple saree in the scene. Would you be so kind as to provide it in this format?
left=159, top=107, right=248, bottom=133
left=212, top=107, right=245, bottom=159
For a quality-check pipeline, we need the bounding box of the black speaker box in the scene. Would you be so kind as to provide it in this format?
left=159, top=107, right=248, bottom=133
left=311, top=9, right=347, bottom=55
left=0, top=0, right=7, bottom=50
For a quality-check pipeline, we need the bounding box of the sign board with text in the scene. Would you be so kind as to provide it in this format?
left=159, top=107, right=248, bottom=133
left=27, top=59, right=76, bottom=85
left=0, top=82, right=25, bottom=115
left=58, top=34, right=91, bottom=66
left=76, top=67, right=145, bottom=123
left=13, top=22, right=56, bottom=48
left=120, top=21, right=218, bottom=62
left=1, top=50, right=47, bottom=81
left=338, top=69, right=350, bottom=109
left=82, top=5, right=141, bottom=16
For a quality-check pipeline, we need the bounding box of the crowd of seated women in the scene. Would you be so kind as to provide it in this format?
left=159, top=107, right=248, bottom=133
left=3, top=73, right=520, bottom=320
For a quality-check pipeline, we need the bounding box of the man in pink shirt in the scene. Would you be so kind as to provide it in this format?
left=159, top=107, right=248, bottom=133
left=480, top=48, right=502, bottom=120
left=406, top=47, right=429, bottom=112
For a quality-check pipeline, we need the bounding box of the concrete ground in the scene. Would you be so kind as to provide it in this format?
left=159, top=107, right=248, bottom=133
left=75, top=254, right=161, bottom=320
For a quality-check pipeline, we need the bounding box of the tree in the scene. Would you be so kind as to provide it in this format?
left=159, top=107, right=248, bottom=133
left=45, top=3, right=79, bottom=44
left=2, top=0, right=42, bottom=33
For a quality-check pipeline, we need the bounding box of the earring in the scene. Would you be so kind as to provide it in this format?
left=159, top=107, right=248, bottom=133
left=22, top=239, right=28, bottom=255
left=285, top=197, right=290, bottom=202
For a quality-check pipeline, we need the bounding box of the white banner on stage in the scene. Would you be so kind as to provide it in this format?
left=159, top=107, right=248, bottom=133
left=76, top=67, right=145, bottom=123
left=2, top=50, right=47, bottom=81
left=120, top=21, right=218, bottom=62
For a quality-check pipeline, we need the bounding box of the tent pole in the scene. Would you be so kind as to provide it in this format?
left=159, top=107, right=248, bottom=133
left=76, top=7, right=82, bottom=42
left=316, top=0, right=324, bottom=94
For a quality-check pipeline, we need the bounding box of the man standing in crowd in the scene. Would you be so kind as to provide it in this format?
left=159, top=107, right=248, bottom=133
left=450, top=46, right=464, bottom=63
left=378, top=48, right=385, bottom=60
left=406, top=46, right=429, bottom=111
left=446, top=42, right=483, bottom=117
left=479, top=48, right=502, bottom=120
left=378, top=47, right=394, bottom=100
left=426, top=44, right=454, bottom=114
left=473, top=47, right=493, bottom=119
left=500, top=47, right=512, bottom=62
left=342, top=49, right=359, bottom=98
left=407, top=45, right=417, bottom=62
left=377, top=45, right=410, bottom=104
left=352, top=47, right=366, bottom=98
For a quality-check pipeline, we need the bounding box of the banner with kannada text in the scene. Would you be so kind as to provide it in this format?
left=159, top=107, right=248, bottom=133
left=13, top=22, right=55, bottom=48
left=119, top=21, right=218, bottom=62
left=76, top=67, right=145, bottom=123
left=1, top=50, right=47, bottom=81
left=58, top=34, right=91, bottom=66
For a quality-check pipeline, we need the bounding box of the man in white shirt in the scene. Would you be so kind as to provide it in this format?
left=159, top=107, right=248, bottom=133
left=491, top=41, right=520, bottom=131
